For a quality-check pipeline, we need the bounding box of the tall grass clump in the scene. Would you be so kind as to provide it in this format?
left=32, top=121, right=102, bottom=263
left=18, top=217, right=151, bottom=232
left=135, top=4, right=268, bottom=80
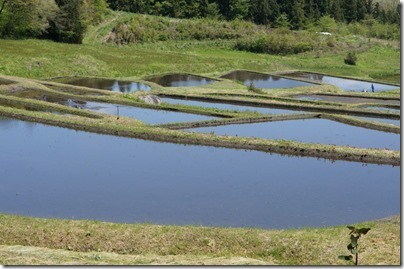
left=104, top=14, right=266, bottom=45
left=234, top=28, right=329, bottom=55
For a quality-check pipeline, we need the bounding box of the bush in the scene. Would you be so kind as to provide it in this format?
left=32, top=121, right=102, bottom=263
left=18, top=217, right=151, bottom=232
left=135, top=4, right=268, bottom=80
left=344, top=51, right=357, bottom=65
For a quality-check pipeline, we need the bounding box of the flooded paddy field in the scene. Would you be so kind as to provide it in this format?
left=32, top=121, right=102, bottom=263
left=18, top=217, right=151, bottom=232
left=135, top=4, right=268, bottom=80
left=146, top=74, right=217, bottom=87
left=220, top=70, right=315, bottom=89
left=0, top=118, right=399, bottom=229
left=48, top=77, right=151, bottom=93
left=354, top=116, right=401, bottom=127
left=365, top=106, right=400, bottom=113
left=185, top=118, right=400, bottom=150
left=283, top=72, right=399, bottom=92
left=293, top=94, right=400, bottom=105
left=81, top=101, right=217, bottom=124
left=160, top=97, right=301, bottom=114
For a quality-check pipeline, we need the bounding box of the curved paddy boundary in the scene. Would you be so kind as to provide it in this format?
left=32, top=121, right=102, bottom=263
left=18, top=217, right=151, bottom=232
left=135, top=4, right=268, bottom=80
left=275, top=70, right=401, bottom=88
left=4, top=83, right=242, bottom=119
left=157, top=93, right=400, bottom=119
left=157, top=112, right=400, bottom=134
left=0, top=105, right=399, bottom=166
left=156, top=113, right=319, bottom=129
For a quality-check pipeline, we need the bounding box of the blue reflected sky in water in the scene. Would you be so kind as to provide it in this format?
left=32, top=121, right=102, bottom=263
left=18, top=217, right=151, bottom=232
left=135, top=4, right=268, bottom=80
left=84, top=101, right=216, bottom=124
left=284, top=72, right=399, bottom=92
left=160, top=98, right=300, bottom=114
left=220, top=71, right=315, bottom=89
left=186, top=118, right=400, bottom=150
left=52, top=77, right=151, bottom=93
left=0, top=119, right=399, bottom=229
left=355, top=116, right=400, bottom=127
left=365, top=106, right=400, bottom=113
left=146, top=74, right=217, bottom=87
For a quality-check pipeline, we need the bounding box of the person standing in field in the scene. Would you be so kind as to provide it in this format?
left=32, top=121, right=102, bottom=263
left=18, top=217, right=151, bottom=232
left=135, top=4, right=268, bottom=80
left=371, top=83, right=375, bottom=92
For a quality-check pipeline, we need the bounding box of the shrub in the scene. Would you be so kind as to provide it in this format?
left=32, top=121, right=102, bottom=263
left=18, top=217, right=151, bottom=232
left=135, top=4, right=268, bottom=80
left=344, top=51, right=358, bottom=65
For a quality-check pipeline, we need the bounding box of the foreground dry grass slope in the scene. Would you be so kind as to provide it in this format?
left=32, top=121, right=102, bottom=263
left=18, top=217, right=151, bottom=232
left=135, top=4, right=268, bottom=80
left=0, top=214, right=400, bottom=265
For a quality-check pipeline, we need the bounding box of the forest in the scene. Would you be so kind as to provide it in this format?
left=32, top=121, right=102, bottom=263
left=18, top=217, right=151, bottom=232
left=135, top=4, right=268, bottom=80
left=0, top=0, right=400, bottom=44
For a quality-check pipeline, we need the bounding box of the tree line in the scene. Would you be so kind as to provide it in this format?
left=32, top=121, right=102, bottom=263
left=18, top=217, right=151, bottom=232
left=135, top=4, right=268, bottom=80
left=0, top=0, right=109, bottom=43
left=0, top=0, right=399, bottom=44
left=106, top=0, right=400, bottom=29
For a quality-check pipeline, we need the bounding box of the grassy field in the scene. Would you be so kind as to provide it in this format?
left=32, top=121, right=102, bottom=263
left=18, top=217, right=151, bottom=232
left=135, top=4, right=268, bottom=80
left=0, top=214, right=400, bottom=265
left=0, top=11, right=400, bottom=266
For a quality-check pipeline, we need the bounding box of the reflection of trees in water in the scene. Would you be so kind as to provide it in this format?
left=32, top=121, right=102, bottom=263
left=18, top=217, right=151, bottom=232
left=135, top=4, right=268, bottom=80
left=221, top=71, right=271, bottom=82
left=308, top=73, right=324, bottom=81
left=62, top=78, right=150, bottom=92
left=286, top=72, right=324, bottom=81
left=147, top=74, right=213, bottom=87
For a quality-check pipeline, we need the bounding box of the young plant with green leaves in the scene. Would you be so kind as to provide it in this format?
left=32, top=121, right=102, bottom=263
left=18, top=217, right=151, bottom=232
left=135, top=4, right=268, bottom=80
left=338, top=226, right=371, bottom=265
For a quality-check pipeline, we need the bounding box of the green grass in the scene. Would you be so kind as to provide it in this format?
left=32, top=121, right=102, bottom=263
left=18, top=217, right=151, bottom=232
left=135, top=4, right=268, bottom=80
left=0, top=11, right=400, bottom=266
left=0, top=213, right=400, bottom=265
left=0, top=31, right=399, bottom=84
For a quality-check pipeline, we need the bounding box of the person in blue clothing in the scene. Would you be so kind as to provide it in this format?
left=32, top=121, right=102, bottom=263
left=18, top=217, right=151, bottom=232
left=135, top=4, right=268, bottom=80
left=371, top=83, right=375, bottom=92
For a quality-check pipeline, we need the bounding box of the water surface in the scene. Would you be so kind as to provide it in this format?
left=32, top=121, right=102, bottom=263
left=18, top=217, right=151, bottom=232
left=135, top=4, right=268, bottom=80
left=49, top=77, right=151, bottom=93
left=284, top=72, right=399, bottom=92
left=160, top=98, right=300, bottom=114
left=355, top=116, right=401, bottom=127
left=0, top=119, right=399, bottom=229
left=293, top=94, right=400, bottom=105
left=186, top=118, right=399, bottom=150
left=146, top=74, right=217, bottom=87
left=220, top=70, right=315, bottom=89
left=83, top=101, right=217, bottom=124
left=365, top=106, right=400, bottom=113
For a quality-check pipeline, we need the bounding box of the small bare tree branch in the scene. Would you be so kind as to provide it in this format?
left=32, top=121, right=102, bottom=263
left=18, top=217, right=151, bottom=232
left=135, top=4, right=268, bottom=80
left=0, top=0, right=7, bottom=15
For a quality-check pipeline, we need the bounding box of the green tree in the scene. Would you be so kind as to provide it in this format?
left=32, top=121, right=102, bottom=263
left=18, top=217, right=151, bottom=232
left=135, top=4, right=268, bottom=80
left=0, top=0, right=59, bottom=37
left=329, top=0, right=344, bottom=21
left=0, top=0, right=7, bottom=15
left=228, top=0, right=249, bottom=20
left=289, top=0, right=305, bottom=29
left=250, top=0, right=279, bottom=25
left=343, top=0, right=357, bottom=22
left=53, top=0, right=88, bottom=43
left=316, top=15, right=336, bottom=32
left=273, top=12, right=290, bottom=28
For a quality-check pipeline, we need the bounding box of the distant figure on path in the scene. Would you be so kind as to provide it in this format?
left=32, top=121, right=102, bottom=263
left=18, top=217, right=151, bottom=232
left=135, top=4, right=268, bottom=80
left=371, top=83, right=375, bottom=92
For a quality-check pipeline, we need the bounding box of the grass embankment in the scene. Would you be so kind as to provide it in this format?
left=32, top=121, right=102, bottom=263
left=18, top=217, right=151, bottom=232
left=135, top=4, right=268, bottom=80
left=0, top=12, right=400, bottom=266
left=0, top=76, right=400, bottom=165
left=0, top=214, right=400, bottom=265
left=0, top=11, right=399, bottom=84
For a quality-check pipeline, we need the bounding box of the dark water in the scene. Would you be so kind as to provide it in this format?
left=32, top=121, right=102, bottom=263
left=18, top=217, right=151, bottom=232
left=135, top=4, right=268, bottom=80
left=146, top=74, right=217, bottom=87
left=186, top=118, right=400, bottom=150
left=50, top=77, right=151, bottom=93
left=0, top=119, right=399, bottom=229
left=284, top=72, right=399, bottom=92
left=220, top=70, right=315, bottom=89
left=355, top=116, right=401, bottom=127
left=160, top=98, right=300, bottom=114
left=83, top=101, right=217, bottom=124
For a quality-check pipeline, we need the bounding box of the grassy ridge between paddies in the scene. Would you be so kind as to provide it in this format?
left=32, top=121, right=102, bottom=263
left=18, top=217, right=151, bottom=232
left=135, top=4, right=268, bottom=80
left=0, top=10, right=399, bottom=85
left=0, top=11, right=400, bottom=266
left=0, top=214, right=400, bottom=265
left=0, top=76, right=399, bottom=165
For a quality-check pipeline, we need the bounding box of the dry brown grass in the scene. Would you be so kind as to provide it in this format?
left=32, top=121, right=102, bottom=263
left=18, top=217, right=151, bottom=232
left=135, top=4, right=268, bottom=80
left=0, top=214, right=400, bottom=265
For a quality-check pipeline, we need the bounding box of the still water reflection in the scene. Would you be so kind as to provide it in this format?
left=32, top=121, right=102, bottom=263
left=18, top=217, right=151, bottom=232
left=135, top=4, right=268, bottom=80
left=0, top=119, right=399, bottom=229
left=83, top=101, right=217, bottom=124
left=160, top=98, right=300, bottom=114
left=284, top=72, right=399, bottom=92
left=220, top=70, right=315, bottom=89
left=50, top=77, right=151, bottom=93
left=186, top=118, right=400, bottom=150
left=146, top=74, right=217, bottom=87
